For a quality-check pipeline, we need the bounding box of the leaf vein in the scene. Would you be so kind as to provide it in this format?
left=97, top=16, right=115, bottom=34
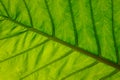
left=44, top=0, right=55, bottom=36
left=89, top=0, right=101, bottom=56
left=0, top=39, right=49, bottom=63
left=111, top=0, right=119, bottom=64
left=23, top=0, right=34, bottom=27
left=61, top=61, right=98, bottom=80
left=0, top=30, right=28, bottom=40
left=0, top=15, right=120, bottom=70
left=68, top=0, right=78, bottom=46
left=0, top=0, right=10, bottom=17
left=100, top=69, right=119, bottom=80
left=20, top=50, right=74, bottom=80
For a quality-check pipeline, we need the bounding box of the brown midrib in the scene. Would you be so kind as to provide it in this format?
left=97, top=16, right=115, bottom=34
left=1, top=15, right=120, bottom=70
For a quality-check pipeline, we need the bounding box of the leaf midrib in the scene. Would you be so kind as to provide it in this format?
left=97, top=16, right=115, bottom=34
left=0, top=15, right=120, bottom=70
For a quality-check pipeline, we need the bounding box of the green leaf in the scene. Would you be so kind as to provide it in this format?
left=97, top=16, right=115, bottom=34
left=0, top=0, right=120, bottom=80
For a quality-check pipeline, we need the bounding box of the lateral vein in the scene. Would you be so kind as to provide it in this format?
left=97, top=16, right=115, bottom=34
left=0, top=15, right=120, bottom=70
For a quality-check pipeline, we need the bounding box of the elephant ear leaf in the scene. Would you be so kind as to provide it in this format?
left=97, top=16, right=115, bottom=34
left=0, top=0, right=120, bottom=80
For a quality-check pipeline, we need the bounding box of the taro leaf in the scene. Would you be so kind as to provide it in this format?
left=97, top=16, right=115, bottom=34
left=0, top=0, right=120, bottom=80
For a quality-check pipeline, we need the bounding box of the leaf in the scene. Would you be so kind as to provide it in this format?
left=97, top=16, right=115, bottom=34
left=0, top=0, right=120, bottom=80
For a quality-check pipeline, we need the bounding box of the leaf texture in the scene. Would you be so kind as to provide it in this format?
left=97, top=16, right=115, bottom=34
left=0, top=0, right=120, bottom=80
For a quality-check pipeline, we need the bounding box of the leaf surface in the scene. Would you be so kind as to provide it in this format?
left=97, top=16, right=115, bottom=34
left=0, top=0, right=120, bottom=80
